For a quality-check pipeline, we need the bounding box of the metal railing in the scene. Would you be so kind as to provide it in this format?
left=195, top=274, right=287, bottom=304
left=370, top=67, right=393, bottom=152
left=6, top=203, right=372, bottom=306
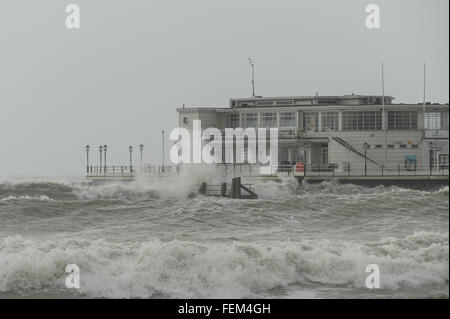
left=86, top=165, right=180, bottom=177
left=86, top=163, right=449, bottom=178
left=215, top=163, right=449, bottom=178
left=280, top=163, right=450, bottom=177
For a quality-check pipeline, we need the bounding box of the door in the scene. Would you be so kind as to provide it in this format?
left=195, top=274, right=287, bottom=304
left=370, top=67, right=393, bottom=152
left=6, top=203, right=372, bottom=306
left=322, top=148, right=329, bottom=165
left=429, top=149, right=440, bottom=169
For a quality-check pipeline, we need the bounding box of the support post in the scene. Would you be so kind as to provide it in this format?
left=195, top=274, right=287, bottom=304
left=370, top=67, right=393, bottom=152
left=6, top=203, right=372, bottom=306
left=199, top=182, right=207, bottom=195
left=221, top=183, right=227, bottom=197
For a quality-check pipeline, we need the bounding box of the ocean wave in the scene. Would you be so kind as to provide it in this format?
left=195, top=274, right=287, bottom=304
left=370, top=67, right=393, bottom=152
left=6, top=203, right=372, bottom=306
left=0, top=195, right=56, bottom=202
left=0, top=231, right=447, bottom=298
left=436, top=186, right=449, bottom=195
left=0, top=174, right=447, bottom=202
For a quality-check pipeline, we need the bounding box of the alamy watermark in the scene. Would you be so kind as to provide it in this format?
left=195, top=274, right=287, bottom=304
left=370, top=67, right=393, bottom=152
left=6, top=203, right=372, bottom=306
left=65, top=4, right=380, bottom=30
left=169, top=120, right=279, bottom=165
left=65, top=264, right=80, bottom=289
left=365, top=264, right=380, bottom=289
left=365, top=4, right=380, bottom=29
left=65, top=4, right=80, bottom=29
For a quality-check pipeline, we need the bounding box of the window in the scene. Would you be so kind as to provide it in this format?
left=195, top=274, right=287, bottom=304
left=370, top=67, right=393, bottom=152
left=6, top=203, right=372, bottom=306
left=276, top=100, right=293, bottom=105
left=237, top=101, right=254, bottom=107
left=322, top=148, right=328, bottom=165
left=318, top=100, right=337, bottom=105
left=242, top=113, right=257, bottom=128
left=280, top=112, right=296, bottom=128
left=256, top=101, right=274, bottom=106
left=302, top=112, right=319, bottom=130
left=387, top=111, right=418, bottom=130
left=342, top=111, right=382, bottom=131
left=295, top=100, right=312, bottom=105
left=229, top=114, right=239, bottom=128
left=321, top=112, right=339, bottom=131
left=260, top=112, right=277, bottom=128
left=424, top=112, right=441, bottom=130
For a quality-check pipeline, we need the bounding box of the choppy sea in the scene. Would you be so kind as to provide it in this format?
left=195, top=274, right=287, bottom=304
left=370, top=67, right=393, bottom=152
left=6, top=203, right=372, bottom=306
left=0, top=173, right=448, bottom=298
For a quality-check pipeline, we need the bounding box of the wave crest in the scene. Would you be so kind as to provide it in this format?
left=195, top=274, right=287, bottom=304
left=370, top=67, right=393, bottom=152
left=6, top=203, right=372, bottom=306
left=0, top=231, right=447, bottom=298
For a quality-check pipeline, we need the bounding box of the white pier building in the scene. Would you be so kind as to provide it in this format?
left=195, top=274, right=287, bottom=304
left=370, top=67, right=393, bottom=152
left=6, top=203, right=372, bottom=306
left=177, top=94, right=449, bottom=175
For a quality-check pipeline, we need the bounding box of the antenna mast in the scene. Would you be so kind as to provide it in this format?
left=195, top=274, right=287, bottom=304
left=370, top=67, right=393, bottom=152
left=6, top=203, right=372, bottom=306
left=248, top=58, right=255, bottom=97
left=423, top=62, right=426, bottom=131
left=382, top=63, right=387, bottom=163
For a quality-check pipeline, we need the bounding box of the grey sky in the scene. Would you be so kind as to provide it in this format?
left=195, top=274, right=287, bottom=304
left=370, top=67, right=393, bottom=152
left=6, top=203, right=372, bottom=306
left=0, top=0, right=448, bottom=176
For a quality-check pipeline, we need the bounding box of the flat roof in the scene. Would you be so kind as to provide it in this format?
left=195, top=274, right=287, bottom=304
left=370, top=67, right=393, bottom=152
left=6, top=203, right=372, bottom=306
left=230, top=94, right=395, bottom=101
left=177, top=103, right=449, bottom=112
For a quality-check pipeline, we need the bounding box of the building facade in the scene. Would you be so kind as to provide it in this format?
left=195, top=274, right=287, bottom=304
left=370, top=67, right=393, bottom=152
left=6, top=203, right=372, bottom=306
left=177, top=94, right=449, bottom=172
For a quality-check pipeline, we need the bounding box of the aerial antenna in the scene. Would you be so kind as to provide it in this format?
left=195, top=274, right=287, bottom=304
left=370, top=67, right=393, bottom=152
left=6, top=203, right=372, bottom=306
left=382, top=62, right=386, bottom=163
left=422, top=62, right=426, bottom=131
left=248, top=57, right=255, bottom=97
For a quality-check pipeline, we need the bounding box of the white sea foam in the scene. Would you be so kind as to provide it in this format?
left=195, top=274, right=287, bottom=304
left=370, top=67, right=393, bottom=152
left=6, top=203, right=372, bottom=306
left=0, top=231, right=447, bottom=298
left=0, top=195, right=56, bottom=202
left=437, top=185, right=449, bottom=194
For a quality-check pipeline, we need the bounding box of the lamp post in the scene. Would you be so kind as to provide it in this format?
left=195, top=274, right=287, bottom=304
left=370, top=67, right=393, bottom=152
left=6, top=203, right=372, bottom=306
left=85, top=145, right=90, bottom=174
left=363, top=142, right=369, bottom=176
left=139, top=144, right=144, bottom=173
left=129, top=146, right=133, bottom=173
left=99, top=146, right=103, bottom=173
left=103, top=144, right=107, bottom=174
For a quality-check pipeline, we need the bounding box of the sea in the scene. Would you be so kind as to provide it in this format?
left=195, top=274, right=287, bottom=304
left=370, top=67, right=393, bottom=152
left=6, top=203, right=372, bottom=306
left=0, top=170, right=448, bottom=299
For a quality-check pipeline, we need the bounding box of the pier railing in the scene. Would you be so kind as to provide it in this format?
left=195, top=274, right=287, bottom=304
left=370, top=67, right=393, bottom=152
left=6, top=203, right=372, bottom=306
left=299, top=163, right=450, bottom=178
left=213, top=163, right=449, bottom=178
left=86, top=165, right=179, bottom=177
left=86, top=163, right=449, bottom=179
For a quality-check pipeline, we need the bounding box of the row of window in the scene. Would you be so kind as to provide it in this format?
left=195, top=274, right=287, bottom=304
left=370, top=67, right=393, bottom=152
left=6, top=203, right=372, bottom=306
left=229, top=111, right=444, bottom=130
left=369, top=144, right=419, bottom=149
left=237, top=112, right=297, bottom=128
left=424, top=112, right=444, bottom=130
left=343, top=111, right=383, bottom=131
left=388, top=111, right=417, bottom=130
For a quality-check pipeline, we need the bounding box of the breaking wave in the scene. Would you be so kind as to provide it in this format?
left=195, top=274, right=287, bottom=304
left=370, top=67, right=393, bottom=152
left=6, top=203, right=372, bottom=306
left=437, top=186, right=449, bottom=195
left=0, top=195, right=56, bottom=202
left=0, top=171, right=448, bottom=202
left=0, top=231, right=448, bottom=298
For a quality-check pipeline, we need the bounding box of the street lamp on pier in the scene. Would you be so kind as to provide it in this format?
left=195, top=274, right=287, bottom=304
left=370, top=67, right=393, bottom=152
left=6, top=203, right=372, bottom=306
left=162, top=130, right=165, bottom=172
left=99, top=146, right=103, bottom=173
left=129, top=146, right=133, bottom=173
left=103, top=144, right=108, bottom=173
left=85, top=145, right=90, bottom=174
left=139, top=144, right=144, bottom=173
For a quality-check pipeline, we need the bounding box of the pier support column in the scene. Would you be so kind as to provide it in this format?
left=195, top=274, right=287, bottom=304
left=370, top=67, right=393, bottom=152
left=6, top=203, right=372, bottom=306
left=199, top=182, right=207, bottom=195
left=221, top=183, right=227, bottom=197
left=230, top=177, right=241, bottom=199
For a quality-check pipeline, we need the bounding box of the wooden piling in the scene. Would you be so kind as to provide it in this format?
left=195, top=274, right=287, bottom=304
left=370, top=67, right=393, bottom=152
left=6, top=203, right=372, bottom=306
left=199, top=182, right=207, bottom=195
left=220, top=182, right=227, bottom=197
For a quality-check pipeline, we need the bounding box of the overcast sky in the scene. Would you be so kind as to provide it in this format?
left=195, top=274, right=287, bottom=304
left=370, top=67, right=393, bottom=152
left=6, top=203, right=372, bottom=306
left=0, top=0, right=448, bottom=177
